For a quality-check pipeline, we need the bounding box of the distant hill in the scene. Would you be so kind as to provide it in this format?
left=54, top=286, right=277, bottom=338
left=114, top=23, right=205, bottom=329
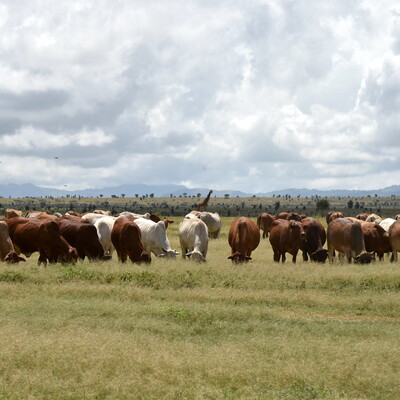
left=257, top=185, right=400, bottom=198
left=0, top=183, right=399, bottom=198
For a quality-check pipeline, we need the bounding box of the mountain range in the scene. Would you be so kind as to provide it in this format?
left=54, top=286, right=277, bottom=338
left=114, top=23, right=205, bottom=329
left=1, top=183, right=400, bottom=198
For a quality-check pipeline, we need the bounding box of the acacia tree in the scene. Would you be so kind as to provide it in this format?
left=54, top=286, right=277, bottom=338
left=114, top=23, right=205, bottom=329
left=316, top=199, right=330, bottom=215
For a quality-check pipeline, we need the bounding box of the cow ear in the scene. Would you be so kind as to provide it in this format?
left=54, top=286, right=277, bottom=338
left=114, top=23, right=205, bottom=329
left=227, top=255, right=233, bottom=260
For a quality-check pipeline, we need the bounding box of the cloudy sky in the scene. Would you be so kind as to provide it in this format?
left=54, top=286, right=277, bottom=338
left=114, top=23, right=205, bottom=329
left=0, top=0, right=399, bottom=192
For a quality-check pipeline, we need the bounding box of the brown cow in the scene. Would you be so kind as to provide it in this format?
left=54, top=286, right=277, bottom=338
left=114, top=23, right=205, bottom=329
left=228, top=217, right=260, bottom=263
left=0, top=220, right=25, bottom=263
left=65, top=210, right=83, bottom=217
left=5, top=209, right=23, bottom=219
left=326, top=211, right=344, bottom=225
left=149, top=213, right=174, bottom=229
left=58, top=216, right=110, bottom=261
left=256, top=213, right=275, bottom=239
left=360, top=221, right=391, bottom=261
left=276, top=212, right=302, bottom=221
left=300, top=217, right=328, bottom=263
left=355, top=212, right=369, bottom=221
left=327, top=218, right=373, bottom=264
left=389, top=221, right=400, bottom=262
left=26, top=211, right=58, bottom=220
left=7, top=217, right=78, bottom=265
left=111, top=217, right=151, bottom=263
left=269, top=219, right=306, bottom=263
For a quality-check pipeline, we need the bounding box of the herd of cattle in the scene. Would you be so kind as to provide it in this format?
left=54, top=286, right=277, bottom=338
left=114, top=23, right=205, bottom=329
left=1, top=207, right=400, bottom=265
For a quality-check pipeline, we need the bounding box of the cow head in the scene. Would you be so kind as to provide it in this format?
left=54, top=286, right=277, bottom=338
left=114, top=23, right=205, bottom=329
left=159, top=249, right=179, bottom=259
left=4, top=251, right=26, bottom=263
left=141, top=251, right=151, bottom=263
left=310, top=249, right=329, bottom=263
left=354, top=251, right=375, bottom=264
left=289, top=220, right=306, bottom=240
left=186, top=250, right=206, bottom=262
left=228, top=252, right=251, bottom=263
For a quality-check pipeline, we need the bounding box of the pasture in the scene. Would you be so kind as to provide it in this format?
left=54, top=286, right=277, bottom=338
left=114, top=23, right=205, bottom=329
left=1, top=216, right=400, bottom=399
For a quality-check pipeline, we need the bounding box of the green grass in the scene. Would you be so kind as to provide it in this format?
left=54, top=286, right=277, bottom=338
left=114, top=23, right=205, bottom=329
left=0, top=217, right=399, bottom=399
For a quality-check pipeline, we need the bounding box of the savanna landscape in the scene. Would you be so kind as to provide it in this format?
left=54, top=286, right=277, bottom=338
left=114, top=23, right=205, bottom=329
left=1, top=198, right=400, bottom=399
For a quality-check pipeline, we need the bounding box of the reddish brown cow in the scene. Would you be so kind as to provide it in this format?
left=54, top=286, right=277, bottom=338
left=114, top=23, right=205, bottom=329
left=0, top=219, right=25, bottom=263
left=326, top=211, right=344, bottom=225
left=269, top=219, right=306, bottom=263
left=7, top=217, right=78, bottom=265
left=300, top=217, right=328, bottom=263
left=65, top=210, right=83, bottom=217
left=228, top=217, right=260, bottom=263
left=327, top=218, right=373, bottom=264
left=5, top=209, right=23, bottom=219
left=359, top=221, right=391, bottom=261
left=149, top=214, right=174, bottom=229
left=389, top=221, right=400, bottom=262
left=58, top=216, right=110, bottom=261
left=256, top=213, right=275, bottom=239
left=355, top=212, right=370, bottom=221
left=276, top=212, right=302, bottom=221
left=111, top=217, right=151, bottom=263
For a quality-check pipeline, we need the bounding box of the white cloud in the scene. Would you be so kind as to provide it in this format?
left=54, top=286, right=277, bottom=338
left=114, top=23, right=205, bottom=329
left=0, top=0, right=398, bottom=192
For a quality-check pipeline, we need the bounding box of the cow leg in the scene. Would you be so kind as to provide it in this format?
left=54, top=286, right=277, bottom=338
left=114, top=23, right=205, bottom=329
left=273, top=250, right=280, bottom=263
left=391, top=251, right=398, bottom=263
left=292, top=250, right=298, bottom=263
left=38, top=251, right=47, bottom=266
left=302, top=250, right=308, bottom=262
left=281, top=252, right=286, bottom=263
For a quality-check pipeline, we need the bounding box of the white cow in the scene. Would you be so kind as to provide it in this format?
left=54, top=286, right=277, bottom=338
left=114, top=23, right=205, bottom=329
left=118, top=212, right=151, bottom=219
left=94, top=216, right=116, bottom=255
left=134, top=218, right=178, bottom=258
left=380, top=218, right=396, bottom=232
left=81, top=213, right=107, bottom=224
left=179, top=218, right=208, bottom=262
left=199, top=212, right=222, bottom=239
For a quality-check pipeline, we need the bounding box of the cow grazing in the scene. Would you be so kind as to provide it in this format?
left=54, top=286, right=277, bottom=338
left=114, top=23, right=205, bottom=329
left=379, top=218, right=396, bottom=232
left=111, top=217, right=151, bottom=263
left=58, top=216, right=110, bottom=261
left=300, top=217, right=328, bottom=263
left=198, top=212, right=221, bottom=239
left=326, top=211, right=344, bottom=225
left=269, top=219, right=306, bottom=263
left=389, top=221, right=400, bottom=262
left=133, top=218, right=178, bottom=258
left=360, top=221, right=391, bottom=261
left=276, top=212, right=302, bottom=221
left=94, top=216, right=116, bottom=255
left=228, top=217, right=260, bottom=263
left=179, top=217, right=208, bottom=262
left=355, top=212, right=369, bottom=221
left=7, top=217, right=78, bottom=265
left=256, top=213, right=276, bottom=239
left=0, top=220, right=25, bottom=263
left=327, top=218, right=373, bottom=264
left=365, top=213, right=382, bottom=224
left=5, top=209, right=23, bottom=219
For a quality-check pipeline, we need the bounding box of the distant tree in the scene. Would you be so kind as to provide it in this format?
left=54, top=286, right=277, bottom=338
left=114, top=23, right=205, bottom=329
left=224, top=194, right=230, bottom=199
left=121, top=194, right=126, bottom=198
left=347, top=199, right=354, bottom=209
left=99, top=194, right=104, bottom=198
left=135, top=194, right=139, bottom=198
left=316, top=199, right=330, bottom=215
left=197, top=193, right=201, bottom=198
left=274, top=201, right=280, bottom=211
left=149, top=193, right=154, bottom=198
left=111, top=194, right=118, bottom=198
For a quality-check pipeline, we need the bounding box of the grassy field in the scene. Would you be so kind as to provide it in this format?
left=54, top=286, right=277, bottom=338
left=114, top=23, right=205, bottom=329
left=1, top=217, right=400, bottom=399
